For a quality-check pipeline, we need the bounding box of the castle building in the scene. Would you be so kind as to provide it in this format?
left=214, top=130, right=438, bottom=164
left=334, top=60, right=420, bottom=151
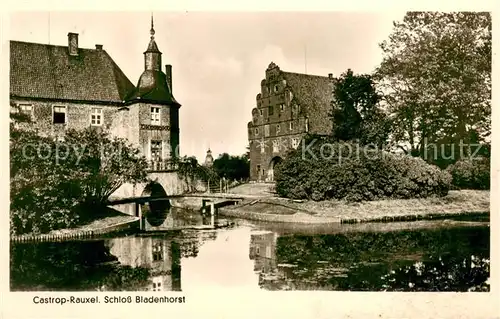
left=247, top=62, right=335, bottom=182
left=10, top=17, right=180, bottom=171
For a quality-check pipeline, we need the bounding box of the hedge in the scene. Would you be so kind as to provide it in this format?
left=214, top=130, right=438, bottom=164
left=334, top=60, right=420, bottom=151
left=275, top=138, right=452, bottom=202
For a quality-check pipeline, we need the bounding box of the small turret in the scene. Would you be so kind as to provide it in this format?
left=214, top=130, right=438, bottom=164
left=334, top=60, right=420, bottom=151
left=204, top=149, right=214, bottom=167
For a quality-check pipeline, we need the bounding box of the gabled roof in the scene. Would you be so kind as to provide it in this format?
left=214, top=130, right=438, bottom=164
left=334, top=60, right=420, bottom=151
left=281, top=71, right=334, bottom=111
left=10, top=40, right=135, bottom=104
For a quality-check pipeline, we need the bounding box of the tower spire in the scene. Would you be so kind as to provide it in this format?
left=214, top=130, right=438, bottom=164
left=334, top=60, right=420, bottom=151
left=150, top=13, right=155, bottom=38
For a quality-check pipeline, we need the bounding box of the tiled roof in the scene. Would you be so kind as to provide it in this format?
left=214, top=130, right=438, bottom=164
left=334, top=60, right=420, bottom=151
left=10, top=40, right=135, bottom=103
left=126, top=70, right=180, bottom=107
left=282, top=71, right=333, bottom=111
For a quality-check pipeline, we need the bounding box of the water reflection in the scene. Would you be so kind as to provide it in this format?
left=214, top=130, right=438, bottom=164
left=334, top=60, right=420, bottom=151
left=106, top=237, right=181, bottom=291
left=250, top=226, right=490, bottom=291
left=10, top=218, right=490, bottom=292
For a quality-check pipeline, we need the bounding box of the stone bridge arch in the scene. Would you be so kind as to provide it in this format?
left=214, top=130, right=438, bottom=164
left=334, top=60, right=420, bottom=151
left=110, top=171, right=189, bottom=216
left=141, top=181, right=171, bottom=227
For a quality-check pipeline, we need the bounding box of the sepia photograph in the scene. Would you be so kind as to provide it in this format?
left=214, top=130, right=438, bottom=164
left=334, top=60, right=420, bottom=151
left=7, top=10, right=492, bottom=297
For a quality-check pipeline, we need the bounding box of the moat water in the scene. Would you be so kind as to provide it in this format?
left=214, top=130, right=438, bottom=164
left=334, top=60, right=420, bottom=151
left=10, top=207, right=490, bottom=292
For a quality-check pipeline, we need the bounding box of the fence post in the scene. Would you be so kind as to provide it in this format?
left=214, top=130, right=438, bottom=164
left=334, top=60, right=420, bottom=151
left=210, top=201, right=215, bottom=226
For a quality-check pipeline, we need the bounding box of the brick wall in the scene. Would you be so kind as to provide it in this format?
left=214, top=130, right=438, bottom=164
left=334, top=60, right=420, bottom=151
left=11, top=98, right=180, bottom=163
left=247, top=65, right=335, bottom=181
left=11, top=98, right=120, bottom=138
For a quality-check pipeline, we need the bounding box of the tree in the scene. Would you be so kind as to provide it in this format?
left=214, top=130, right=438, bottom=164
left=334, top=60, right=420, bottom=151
left=375, top=12, right=491, bottom=163
left=213, top=153, right=250, bottom=181
left=330, top=69, right=390, bottom=148
left=176, top=155, right=219, bottom=192
left=10, top=117, right=149, bottom=235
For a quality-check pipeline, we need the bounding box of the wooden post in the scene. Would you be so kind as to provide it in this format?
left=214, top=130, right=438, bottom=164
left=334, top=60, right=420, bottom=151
left=207, top=180, right=210, bottom=194
left=210, top=201, right=215, bottom=226
left=138, top=203, right=143, bottom=231
left=219, top=180, right=222, bottom=194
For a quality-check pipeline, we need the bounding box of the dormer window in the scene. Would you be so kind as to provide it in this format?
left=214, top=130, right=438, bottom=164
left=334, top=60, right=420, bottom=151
left=280, top=104, right=285, bottom=112
left=274, top=85, right=279, bottom=92
left=255, top=128, right=259, bottom=136
left=151, top=107, right=161, bottom=125
left=289, top=121, right=294, bottom=131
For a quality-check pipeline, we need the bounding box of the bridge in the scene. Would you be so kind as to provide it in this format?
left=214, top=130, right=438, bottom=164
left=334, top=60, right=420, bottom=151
left=107, top=192, right=264, bottom=206
left=107, top=191, right=268, bottom=232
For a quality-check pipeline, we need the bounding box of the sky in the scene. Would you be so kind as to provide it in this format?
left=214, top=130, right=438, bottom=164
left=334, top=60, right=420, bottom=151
left=9, top=11, right=405, bottom=162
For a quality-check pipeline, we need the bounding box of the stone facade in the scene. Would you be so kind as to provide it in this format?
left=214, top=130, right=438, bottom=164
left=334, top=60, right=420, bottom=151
left=247, top=62, right=335, bottom=181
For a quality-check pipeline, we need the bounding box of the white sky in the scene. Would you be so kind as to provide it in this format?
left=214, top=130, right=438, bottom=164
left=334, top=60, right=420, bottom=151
left=9, top=11, right=405, bottom=161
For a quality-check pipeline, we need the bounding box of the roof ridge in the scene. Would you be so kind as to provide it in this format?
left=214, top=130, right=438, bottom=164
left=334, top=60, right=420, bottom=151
left=10, top=40, right=100, bottom=52
left=282, top=71, right=330, bottom=79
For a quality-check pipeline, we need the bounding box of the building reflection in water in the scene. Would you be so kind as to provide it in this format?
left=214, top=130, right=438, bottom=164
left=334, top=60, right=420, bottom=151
left=249, top=231, right=278, bottom=277
left=106, top=237, right=181, bottom=291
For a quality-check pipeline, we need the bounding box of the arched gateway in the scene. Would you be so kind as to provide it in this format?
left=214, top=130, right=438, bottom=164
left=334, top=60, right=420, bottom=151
left=140, top=181, right=171, bottom=227
left=267, top=156, right=283, bottom=182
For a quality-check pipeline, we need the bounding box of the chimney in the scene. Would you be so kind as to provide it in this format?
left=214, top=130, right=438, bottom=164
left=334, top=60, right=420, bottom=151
left=68, top=32, right=79, bottom=56
left=95, top=44, right=103, bottom=51
left=328, top=73, right=333, bottom=79
left=165, top=64, right=173, bottom=93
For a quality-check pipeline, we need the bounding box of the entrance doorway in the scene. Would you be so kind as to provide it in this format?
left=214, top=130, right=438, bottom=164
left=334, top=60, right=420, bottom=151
left=267, top=156, right=283, bottom=182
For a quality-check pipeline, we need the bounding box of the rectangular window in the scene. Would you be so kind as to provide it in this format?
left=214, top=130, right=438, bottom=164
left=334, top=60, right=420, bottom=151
left=12, top=104, right=34, bottom=120
left=20, top=104, right=33, bottom=114
left=264, top=125, right=270, bottom=137
left=152, top=242, right=163, bottom=261
left=150, top=140, right=163, bottom=161
left=53, top=106, right=66, bottom=124
left=151, top=107, right=161, bottom=125
left=276, top=124, right=281, bottom=134
left=268, top=105, right=274, bottom=116
left=289, top=121, right=294, bottom=131
left=305, top=118, right=309, bottom=132
left=280, top=104, right=285, bottom=111
left=90, top=108, right=103, bottom=126
left=259, top=109, right=263, bottom=116
left=255, top=128, right=259, bottom=135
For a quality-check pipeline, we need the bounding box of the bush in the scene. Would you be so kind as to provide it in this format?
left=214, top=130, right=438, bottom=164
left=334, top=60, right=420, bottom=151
left=446, top=157, right=490, bottom=190
left=275, top=137, right=451, bottom=201
left=10, top=121, right=149, bottom=235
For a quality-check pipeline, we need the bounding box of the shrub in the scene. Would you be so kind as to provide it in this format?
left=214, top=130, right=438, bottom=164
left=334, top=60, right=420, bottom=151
left=10, top=121, right=149, bottom=235
left=446, top=157, right=490, bottom=190
left=275, top=137, right=451, bottom=201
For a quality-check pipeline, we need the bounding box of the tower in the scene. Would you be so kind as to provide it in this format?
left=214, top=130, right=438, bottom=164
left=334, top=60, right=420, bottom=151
left=126, top=15, right=181, bottom=162
left=204, top=149, right=214, bottom=167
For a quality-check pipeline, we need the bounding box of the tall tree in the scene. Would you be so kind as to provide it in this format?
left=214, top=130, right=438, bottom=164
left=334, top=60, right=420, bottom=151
left=375, top=12, right=491, bottom=160
left=330, top=69, right=390, bottom=148
left=213, top=153, right=250, bottom=181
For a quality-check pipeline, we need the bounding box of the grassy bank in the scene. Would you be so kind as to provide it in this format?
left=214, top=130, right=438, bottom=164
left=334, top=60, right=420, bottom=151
left=218, top=190, right=489, bottom=224
left=11, top=208, right=139, bottom=242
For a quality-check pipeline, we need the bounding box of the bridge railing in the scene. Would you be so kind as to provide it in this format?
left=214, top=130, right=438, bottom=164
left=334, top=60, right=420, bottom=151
left=200, top=179, right=231, bottom=194
left=147, top=160, right=179, bottom=172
